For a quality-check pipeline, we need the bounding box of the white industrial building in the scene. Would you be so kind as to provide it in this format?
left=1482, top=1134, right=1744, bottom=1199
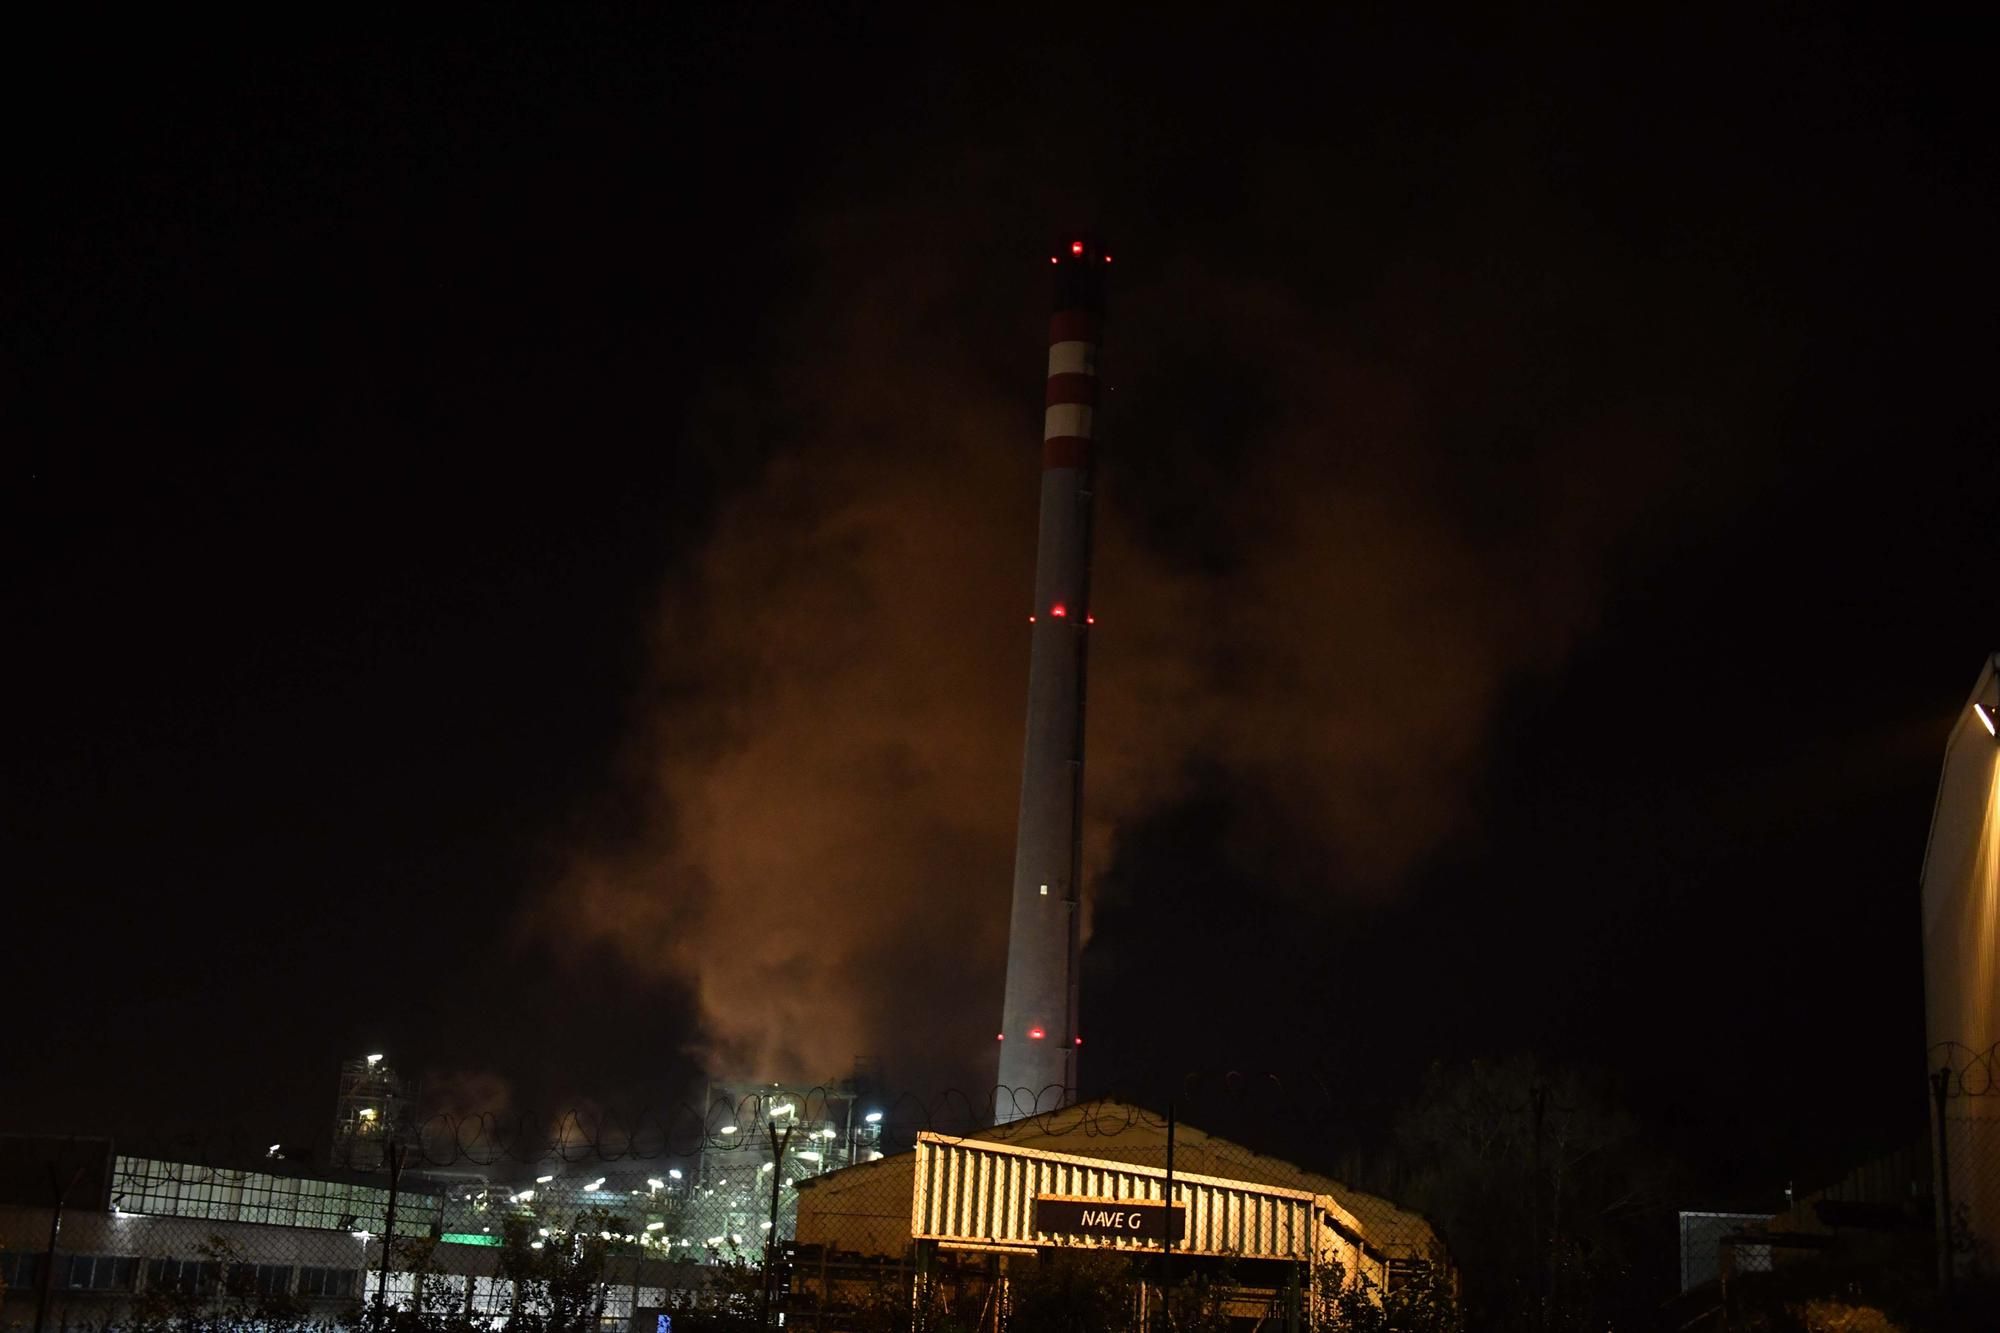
left=1921, top=651, right=2000, bottom=1277
left=791, top=1098, right=1448, bottom=1327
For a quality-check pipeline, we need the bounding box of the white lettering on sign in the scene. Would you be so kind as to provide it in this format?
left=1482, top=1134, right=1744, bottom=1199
left=1033, top=1195, right=1184, bottom=1243
left=1076, top=1209, right=1148, bottom=1230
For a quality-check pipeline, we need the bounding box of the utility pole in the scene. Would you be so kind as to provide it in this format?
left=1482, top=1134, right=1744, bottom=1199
left=1932, top=1065, right=1954, bottom=1302
left=1530, top=1082, right=1549, bottom=1333
left=761, top=1120, right=794, bottom=1327
left=375, top=1141, right=405, bottom=1314
left=1161, top=1100, right=1175, bottom=1333
left=32, top=1162, right=86, bottom=1333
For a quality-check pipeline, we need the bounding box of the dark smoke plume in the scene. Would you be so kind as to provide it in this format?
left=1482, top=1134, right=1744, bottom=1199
left=543, top=134, right=1762, bottom=1086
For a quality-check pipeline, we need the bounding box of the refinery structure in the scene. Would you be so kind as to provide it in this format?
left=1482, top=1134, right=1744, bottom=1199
left=0, top=1065, right=892, bottom=1329
left=329, top=1052, right=416, bottom=1172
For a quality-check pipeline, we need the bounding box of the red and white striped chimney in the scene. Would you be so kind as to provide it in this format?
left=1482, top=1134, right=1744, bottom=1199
left=995, top=235, right=1108, bottom=1122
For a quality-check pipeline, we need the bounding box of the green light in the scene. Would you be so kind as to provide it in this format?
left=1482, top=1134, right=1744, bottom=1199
left=440, top=1233, right=502, bottom=1247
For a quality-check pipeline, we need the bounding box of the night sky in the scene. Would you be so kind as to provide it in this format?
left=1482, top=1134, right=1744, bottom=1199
left=11, top=8, right=1995, bottom=1197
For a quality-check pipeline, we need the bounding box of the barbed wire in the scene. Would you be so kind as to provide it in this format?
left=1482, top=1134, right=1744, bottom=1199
left=77, top=1072, right=1380, bottom=1176
left=1927, top=1041, right=2000, bottom=1097
left=10, top=1061, right=1916, bottom=1332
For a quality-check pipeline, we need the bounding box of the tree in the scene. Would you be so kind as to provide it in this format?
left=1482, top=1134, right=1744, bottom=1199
left=493, top=1211, right=617, bottom=1332
left=1305, top=1254, right=1460, bottom=1333
left=358, top=1235, right=484, bottom=1333
left=1005, top=1250, right=1135, bottom=1333
left=1382, top=1059, right=1673, bottom=1333
left=130, top=1234, right=325, bottom=1333
left=659, top=1244, right=764, bottom=1333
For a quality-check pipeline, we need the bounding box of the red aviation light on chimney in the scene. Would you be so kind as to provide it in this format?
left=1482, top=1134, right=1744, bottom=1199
left=1028, top=1026, right=1046, bottom=1040
left=996, top=1033, right=1004, bottom=1041
left=1085, top=614, right=1095, bottom=625
left=1050, top=257, right=1058, bottom=264
left=1071, top=241, right=1084, bottom=255
left=1050, top=604, right=1067, bottom=618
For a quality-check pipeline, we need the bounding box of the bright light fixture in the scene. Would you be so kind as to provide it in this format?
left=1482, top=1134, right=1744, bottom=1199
left=864, top=1111, right=883, bottom=1124
left=366, top=1054, right=383, bottom=1065
left=1976, top=702, right=1996, bottom=736
left=818, top=1128, right=837, bottom=1139
left=513, top=1190, right=534, bottom=1203
left=647, top=1221, right=665, bottom=1231
left=668, top=1169, right=683, bottom=1180
left=797, top=1150, right=822, bottom=1163
left=719, top=1126, right=738, bottom=1135
left=267, top=1143, right=282, bottom=1156
left=585, top=1178, right=605, bottom=1192
left=648, top=1178, right=665, bottom=1190
left=536, top=1175, right=554, bottom=1184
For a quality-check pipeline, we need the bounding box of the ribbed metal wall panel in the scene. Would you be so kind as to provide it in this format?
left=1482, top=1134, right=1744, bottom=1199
left=909, top=1132, right=1357, bottom=1265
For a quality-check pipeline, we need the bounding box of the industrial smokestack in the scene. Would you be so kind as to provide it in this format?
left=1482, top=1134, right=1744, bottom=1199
left=994, top=236, right=1108, bottom=1122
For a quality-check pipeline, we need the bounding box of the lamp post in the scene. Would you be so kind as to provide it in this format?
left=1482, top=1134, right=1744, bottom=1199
left=846, top=1110, right=882, bottom=1168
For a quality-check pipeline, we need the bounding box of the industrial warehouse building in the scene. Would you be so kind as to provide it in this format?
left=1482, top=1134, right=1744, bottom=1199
left=790, top=1099, right=1448, bottom=1327
left=0, top=1138, right=715, bottom=1330
left=1922, top=652, right=2000, bottom=1278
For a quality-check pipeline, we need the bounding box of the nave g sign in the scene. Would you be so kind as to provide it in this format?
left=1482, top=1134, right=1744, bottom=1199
left=1033, top=1194, right=1186, bottom=1244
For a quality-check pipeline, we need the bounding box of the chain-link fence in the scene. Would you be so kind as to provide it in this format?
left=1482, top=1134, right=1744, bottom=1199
left=15, top=1063, right=1980, bottom=1333
left=1932, top=1042, right=2000, bottom=1299
left=1642, top=1048, right=2000, bottom=1331
left=1, top=1089, right=1463, bottom=1332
